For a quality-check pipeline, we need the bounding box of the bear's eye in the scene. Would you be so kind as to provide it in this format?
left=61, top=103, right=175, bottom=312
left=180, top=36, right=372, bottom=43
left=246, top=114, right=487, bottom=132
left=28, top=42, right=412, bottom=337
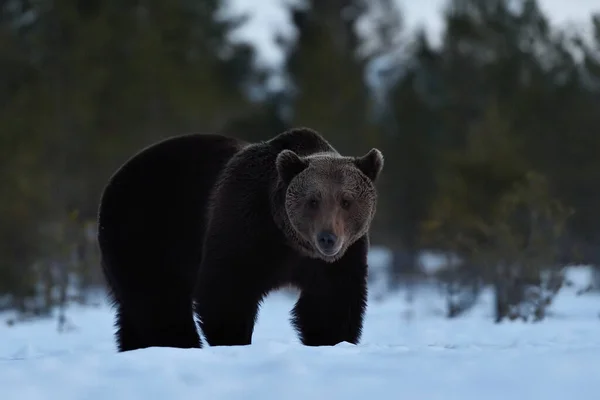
left=308, top=199, right=319, bottom=210
left=341, top=199, right=351, bottom=210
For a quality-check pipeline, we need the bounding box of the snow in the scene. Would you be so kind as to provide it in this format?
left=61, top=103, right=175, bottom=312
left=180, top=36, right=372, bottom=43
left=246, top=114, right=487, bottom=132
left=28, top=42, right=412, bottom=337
left=564, top=264, right=597, bottom=288
left=1, top=268, right=600, bottom=400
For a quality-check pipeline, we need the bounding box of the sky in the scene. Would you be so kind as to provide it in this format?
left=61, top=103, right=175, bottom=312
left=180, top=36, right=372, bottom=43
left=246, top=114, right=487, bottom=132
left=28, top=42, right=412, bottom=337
left=226, top=0, right=600, bottom=67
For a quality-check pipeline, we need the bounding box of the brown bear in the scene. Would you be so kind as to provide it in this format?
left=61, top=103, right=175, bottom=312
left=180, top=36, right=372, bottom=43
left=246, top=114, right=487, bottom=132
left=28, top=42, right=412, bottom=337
left=97, top=127, right=383, bottom=351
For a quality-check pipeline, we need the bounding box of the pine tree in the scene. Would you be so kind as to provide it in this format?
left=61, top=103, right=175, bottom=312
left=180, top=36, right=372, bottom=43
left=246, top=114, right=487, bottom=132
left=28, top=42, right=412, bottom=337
left=377, top=30, right=441, bottom=289
left=282, top=0, right=375, bottom=155
left=422, top=101, right=572, bottom=321
left=0, top=0, right=262, bottom=314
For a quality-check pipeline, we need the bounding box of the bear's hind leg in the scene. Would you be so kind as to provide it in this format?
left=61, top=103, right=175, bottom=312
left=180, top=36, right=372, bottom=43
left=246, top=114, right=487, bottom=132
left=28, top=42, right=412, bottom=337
left=114, top=304, right=145, bottom=352
left=114, top=296, right=202, bottom=352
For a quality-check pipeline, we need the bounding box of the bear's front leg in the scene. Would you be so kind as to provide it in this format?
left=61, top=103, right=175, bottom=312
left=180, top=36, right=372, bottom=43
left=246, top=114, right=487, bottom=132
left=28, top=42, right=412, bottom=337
left=193, top=255, right=265, bottom=346
left=290, top=236, right=369, bottom=346
left=192, top=231, right=287, bottom=347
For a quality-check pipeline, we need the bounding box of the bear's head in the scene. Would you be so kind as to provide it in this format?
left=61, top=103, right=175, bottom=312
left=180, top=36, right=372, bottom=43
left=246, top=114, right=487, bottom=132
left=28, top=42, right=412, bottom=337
left=275, top=148, right=384, bottom=263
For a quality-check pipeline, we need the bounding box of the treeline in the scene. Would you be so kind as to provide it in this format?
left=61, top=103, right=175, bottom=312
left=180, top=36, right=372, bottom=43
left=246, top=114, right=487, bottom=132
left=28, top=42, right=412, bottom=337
left=1, top=0, right=600, bottom=322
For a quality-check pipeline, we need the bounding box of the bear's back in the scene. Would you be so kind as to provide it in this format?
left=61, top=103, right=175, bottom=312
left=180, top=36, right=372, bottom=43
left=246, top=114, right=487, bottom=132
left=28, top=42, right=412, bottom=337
left=268, top=127, right=336, bottom=156
left=205, top=128, right=337, bottom=221
left=98, top=133, right=246, bottom=298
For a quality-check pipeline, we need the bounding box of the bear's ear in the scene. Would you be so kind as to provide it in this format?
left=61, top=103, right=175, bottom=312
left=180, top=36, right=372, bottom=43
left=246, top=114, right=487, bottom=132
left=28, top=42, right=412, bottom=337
left=276, top=149, right=309, bottom=184
left=355, top=148, right=384, bottom=182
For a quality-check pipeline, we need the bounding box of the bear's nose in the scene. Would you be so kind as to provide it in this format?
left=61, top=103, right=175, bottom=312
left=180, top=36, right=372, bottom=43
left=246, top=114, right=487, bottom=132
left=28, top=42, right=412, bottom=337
left=317, top=231, right=338, bottom=253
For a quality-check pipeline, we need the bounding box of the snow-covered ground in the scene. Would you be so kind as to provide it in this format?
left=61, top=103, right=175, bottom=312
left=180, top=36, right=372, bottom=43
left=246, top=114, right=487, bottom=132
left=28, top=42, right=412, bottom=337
left=1, top=264, right=600, bottom=400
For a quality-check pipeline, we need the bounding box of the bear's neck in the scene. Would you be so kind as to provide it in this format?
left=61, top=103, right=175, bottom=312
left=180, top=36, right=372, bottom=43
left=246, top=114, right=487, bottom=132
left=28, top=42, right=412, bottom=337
left=269, top=179, right=315, bottom=258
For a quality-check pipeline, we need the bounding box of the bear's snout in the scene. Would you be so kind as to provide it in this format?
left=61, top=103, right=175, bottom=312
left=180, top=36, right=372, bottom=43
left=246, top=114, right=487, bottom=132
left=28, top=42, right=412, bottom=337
left=316, top=230, right=341, bottom=256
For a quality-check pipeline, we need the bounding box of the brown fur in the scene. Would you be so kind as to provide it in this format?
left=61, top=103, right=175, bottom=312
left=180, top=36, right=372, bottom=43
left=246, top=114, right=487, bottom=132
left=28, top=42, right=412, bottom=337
left=273, top=149, right=383, bottom=263
left=98, top=127, right=384, bottom=350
